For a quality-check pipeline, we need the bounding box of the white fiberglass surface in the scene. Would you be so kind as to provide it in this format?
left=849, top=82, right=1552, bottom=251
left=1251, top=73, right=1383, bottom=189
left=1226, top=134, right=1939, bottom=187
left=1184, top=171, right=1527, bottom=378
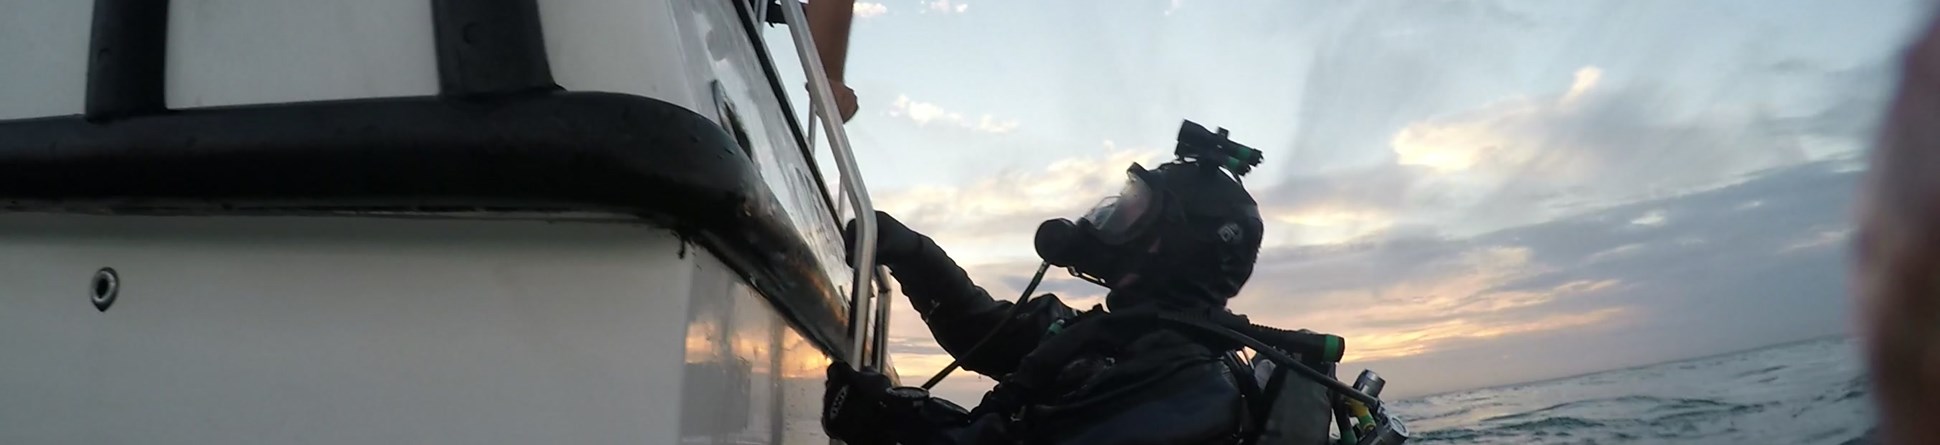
left=165, top=0, right=439, bottom=108
left=0, top=1, right=91, bottom=120
left=538, top=0, right=709, bottom=112
left=0, top=214, right=832, bottom=444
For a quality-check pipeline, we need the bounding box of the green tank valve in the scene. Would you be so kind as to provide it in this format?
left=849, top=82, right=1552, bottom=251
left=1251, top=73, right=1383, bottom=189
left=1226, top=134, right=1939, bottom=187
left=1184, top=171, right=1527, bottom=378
left=1323, top=334, right=1345, bottom=363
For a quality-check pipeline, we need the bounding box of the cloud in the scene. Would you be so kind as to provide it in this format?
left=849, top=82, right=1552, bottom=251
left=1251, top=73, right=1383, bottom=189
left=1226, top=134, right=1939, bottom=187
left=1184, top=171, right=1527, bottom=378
left=887, top=95, right=1020, bottom=134
left=1165, top=0, right=1183, bottom=15
left=853, top=2, right=888, bottom=18
left=1561, top=66, right=1603, bottom=105
left=1274, top=0, right=1548, bottom=173
left=1265, top=63, right=1885, bottom=241
left=1258, top=0, right=1903, bottom=243
left=1269, top=206, right=1397, bottom=246
left=924, top=0, right=968, bottom=14
left=1226, top=235, right=1637, bottom=360
left=1262, top=251, right=1632, bottom=361
left=1629, top=209, right=1667, bottom=227
left=1780, top=228, right=1851, bottom=253
left=1253, top=161, right=1856, bottom=394
left=1384, top=68, right=1806, bottom=204
left=874, top=147, right=1166, bottom=262
left=973, top=115, right=1020, bottom=133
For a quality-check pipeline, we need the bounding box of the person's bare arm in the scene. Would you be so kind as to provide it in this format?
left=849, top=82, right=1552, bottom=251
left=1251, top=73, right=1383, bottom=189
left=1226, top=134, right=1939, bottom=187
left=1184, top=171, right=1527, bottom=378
left=1858, top=10, right=1940, bottom=444
left=805, top=0, right=859, bottom=121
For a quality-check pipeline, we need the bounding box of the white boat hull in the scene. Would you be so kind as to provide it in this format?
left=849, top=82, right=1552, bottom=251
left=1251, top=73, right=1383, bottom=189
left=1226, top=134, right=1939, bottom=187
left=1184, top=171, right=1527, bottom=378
left=0, top=214, right=833, bottom=443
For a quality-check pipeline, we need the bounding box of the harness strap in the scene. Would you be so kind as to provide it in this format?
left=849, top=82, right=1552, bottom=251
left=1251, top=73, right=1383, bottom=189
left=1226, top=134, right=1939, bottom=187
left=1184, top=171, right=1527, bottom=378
left=1251, top=360, right=1292, bottom=445
left=1224, top=352, right=1269, bottom=445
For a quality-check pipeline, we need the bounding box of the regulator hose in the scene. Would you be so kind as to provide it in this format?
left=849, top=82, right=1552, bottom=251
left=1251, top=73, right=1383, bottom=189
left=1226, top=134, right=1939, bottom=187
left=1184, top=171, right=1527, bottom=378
left=918, top=261, right=1051, bottom=390
left=1150, top=311, right=1381, bottom=408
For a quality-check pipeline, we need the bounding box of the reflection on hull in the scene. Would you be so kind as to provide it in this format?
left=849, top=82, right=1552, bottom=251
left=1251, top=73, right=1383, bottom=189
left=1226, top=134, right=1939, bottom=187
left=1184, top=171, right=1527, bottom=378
left=681, top=256, right=835, bottom=444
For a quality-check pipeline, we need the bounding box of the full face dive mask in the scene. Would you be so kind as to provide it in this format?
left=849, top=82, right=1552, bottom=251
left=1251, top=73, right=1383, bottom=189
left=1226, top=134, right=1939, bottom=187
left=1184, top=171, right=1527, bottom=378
left=1033, top=163, right=1169, bottom=287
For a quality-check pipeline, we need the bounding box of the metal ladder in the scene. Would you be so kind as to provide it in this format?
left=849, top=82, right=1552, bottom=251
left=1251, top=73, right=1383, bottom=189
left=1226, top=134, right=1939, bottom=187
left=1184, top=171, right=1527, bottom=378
left=770, top=0, right=893, bottom=371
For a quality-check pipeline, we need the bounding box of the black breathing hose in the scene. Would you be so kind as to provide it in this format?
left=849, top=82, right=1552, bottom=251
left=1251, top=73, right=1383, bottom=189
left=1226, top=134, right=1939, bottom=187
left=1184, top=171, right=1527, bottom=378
left=1152, top=312, right=1382, bottom=408
left=1229, top=318, right=1345, bottom=363
left=918, top=261, right=1052, bottom=390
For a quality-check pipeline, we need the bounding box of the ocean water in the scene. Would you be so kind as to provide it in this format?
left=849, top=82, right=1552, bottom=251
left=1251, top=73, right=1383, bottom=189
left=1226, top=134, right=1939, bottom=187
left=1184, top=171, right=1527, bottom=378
left=1391, top=336, right=1875, bottom=445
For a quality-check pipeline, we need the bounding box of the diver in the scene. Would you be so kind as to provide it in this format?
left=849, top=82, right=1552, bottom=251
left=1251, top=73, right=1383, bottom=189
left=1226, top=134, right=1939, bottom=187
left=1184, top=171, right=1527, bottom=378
left=819, top=122, right=1393, bottom=444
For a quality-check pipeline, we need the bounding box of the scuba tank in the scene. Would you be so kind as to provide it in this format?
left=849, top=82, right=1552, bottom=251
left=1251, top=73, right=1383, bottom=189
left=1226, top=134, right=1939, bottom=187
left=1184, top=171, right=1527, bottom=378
left=1251, top=355, right=1336, bottom=444
left=1144, top=308, right=1409, bottom=445
left=1251, top=360, right=1408, bottom=445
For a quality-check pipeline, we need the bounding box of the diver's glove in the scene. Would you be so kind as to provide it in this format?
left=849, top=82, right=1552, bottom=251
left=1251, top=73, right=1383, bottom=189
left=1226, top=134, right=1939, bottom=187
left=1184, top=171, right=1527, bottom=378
left=821, top=362, right=904, bottom=445
left=841, top=210, right=928, bottom=267
left=822, top=362, right=971, bottom=445
left=843, top=210, right=993, bottom=322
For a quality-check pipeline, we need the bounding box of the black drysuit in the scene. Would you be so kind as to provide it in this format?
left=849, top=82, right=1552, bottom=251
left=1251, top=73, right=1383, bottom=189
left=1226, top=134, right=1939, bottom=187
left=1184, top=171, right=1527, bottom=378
left=878, top=235, right=1253, bottom=445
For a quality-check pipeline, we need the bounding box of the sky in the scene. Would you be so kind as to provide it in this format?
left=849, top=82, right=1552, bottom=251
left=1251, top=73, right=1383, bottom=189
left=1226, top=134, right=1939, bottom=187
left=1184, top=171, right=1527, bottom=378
left=761, top=0, right=1936, bottom=401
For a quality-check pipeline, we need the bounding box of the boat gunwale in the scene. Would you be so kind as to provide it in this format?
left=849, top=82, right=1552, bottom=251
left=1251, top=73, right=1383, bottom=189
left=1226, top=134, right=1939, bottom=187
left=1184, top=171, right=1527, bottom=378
left=0, top=90, right=857, bottom=360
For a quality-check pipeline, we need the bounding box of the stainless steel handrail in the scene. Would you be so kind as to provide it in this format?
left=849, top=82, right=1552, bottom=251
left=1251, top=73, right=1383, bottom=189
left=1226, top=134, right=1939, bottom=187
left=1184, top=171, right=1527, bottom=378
left=872, top=268, right=893, bottom=369
left=773, top=0, right=881, bottom=367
